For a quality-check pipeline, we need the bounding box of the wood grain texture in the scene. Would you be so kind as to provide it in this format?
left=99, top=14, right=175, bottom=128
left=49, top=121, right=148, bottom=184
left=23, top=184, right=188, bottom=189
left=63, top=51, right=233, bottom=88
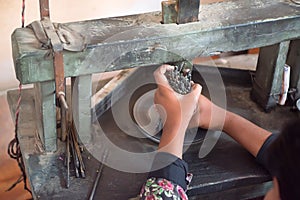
left=34, top=81, right=57, bottom=151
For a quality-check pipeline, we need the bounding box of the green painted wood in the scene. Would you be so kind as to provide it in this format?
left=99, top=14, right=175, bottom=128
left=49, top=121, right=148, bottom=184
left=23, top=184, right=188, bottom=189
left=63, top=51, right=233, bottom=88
left=72, top=75, right=92, bottom=144
left=270, top=41, right=291, bottom=102
left=161, top=1, right=177, bottom=24
left=252, top=41, right=290, bottom=111
left=11, top=0, right=300, bottom=84
left=177, top=0, right=200, bottom=24
left=34, top=81, right=57, bottom=151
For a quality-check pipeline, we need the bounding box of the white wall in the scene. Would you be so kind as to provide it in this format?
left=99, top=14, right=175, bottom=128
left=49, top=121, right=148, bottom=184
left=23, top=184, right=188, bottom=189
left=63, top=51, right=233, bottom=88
left=0, top=0, right=162, bottom=92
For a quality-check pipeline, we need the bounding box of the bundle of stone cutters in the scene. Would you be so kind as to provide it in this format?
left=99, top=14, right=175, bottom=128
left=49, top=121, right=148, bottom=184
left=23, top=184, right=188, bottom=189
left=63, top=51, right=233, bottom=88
left=164, top=62, right=192, bottom=95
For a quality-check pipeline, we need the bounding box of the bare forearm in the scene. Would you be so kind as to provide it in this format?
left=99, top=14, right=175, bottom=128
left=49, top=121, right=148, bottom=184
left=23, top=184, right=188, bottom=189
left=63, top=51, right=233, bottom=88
left=223, top=111, right=272, bottom=157
left=158, top=122, right=188, bottom=159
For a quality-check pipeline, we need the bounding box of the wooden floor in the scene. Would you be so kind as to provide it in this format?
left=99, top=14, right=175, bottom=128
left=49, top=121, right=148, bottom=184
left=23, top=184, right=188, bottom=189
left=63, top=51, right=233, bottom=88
left=0, top=94, right=32, bottom=200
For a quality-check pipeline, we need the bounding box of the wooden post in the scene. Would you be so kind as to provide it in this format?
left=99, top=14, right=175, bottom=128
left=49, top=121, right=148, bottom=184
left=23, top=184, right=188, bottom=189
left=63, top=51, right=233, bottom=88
left=34, top=81, right=57, bottom=151
left=161, top=1, right=177, bottom=24
left=177, top=0, right=200, bottom=24
left=39, top=0, right=50, bottom=19
left=72, top=75, right=92, bottom=144
left=251, top=41, right=290, bottom=111
left=286, top=40, right=300, bottom=99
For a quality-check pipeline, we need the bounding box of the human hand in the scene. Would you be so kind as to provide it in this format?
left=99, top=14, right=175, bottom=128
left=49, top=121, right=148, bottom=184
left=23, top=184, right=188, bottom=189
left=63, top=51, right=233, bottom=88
left=153, top=64, right=202, bottom=131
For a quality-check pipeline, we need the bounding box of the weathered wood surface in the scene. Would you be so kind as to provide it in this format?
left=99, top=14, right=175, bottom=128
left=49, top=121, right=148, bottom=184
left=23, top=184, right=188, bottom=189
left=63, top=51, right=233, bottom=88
left=7, top=66, right=299, bottom=199
left=12, top=0, right=300, bottom=84
left=286, top=39, right=300, bottom=99
left=34, top=81, right=57, bottom=151
left=72, top=75, right=92, bottom=144
left=91, top=68, right=137, bottom=120
left=251, top=41, right=291, bottom=111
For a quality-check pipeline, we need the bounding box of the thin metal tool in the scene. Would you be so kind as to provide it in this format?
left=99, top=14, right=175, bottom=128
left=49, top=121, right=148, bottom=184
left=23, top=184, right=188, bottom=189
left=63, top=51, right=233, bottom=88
left=69, top=130, right=80, bottom=178
left=89, top=150, right=109, bottom=200
left=65, top=122, right=86, bottom=179
left=71, top=125, right=86, bottom=178
left=59, top=91, right=68, bottom=142
left=66, top=126, right=70, bottom=188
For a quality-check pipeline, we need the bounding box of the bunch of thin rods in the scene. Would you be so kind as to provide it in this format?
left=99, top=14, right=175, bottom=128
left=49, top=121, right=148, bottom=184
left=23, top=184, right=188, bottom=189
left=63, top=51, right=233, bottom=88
left=65, top=122, right=86, bottom=188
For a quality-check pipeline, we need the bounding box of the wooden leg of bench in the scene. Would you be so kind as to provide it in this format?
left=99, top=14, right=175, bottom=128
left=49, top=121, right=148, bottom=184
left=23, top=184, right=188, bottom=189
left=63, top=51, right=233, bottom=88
left=72, top=75, right=92, bottom=144
left=251, top=41, right=290, bottom=112
left=286, top=39, right=300, bottom=99
left=34, top=81, right=57, bottom=152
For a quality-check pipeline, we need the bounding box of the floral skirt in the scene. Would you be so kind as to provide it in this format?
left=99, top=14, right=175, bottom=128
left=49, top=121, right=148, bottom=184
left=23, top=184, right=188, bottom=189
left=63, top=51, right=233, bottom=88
left=138, top=152, right=192, bottom=200
left=139, top=177, right=188, bottom=200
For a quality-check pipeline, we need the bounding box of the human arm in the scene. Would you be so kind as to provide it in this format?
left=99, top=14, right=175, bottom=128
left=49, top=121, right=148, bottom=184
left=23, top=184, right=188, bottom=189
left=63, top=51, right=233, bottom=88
left=153, top=64, right=202, bottom=158
left=194, top=95, right=272, bottom=157
left=136, top=65, right=201, bottom=199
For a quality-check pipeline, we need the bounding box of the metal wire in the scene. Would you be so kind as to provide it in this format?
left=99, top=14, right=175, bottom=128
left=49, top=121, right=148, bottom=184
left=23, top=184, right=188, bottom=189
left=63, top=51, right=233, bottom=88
left=21, top=0, right=25, bottom=28
left=6, top=1, right=33, bottom=197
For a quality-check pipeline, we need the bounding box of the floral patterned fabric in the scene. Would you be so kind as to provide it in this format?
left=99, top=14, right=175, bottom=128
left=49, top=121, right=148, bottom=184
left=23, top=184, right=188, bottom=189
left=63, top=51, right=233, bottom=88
left=139, top=177, right=188, bottom=200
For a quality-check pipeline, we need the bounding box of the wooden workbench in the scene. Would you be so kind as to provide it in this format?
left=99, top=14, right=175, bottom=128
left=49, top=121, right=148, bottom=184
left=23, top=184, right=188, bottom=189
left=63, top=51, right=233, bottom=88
left=8, top=0, right=300, bottom=198
left=10, top=0, right=300, bottom=152
left=7, top=65, right=299, bottom=199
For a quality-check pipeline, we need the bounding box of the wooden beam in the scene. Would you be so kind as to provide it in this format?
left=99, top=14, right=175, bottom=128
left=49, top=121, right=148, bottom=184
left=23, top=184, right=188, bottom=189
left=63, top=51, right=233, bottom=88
left=91, top=68, right=137, bottom=119
left=11, top=0, right=300, bottom=84
left=251, top=41, right=290, bottom=111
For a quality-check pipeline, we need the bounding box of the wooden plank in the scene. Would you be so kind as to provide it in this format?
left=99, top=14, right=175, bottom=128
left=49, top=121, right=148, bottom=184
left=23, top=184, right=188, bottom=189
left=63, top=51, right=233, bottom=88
left=11, top=0, right=300, bottom=84
left=189, top=182, right=272, bottom=200
left=251, top=41, right=290, bottom=111
left=91, top=68, right=137, bottom=119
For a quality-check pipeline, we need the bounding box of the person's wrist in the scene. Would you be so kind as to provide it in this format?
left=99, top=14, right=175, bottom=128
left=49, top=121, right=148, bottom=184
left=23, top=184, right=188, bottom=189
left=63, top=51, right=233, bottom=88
left=163, top=118, right=189, bottom=133
left=164, top=119, right=181, bottom=131
left=223, top=111, right=234, bottom=132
